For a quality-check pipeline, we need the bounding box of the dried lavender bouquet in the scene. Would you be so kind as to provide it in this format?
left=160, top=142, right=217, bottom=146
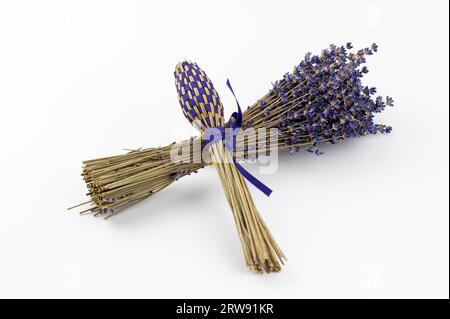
left=72, top=43, right=393, bottom=220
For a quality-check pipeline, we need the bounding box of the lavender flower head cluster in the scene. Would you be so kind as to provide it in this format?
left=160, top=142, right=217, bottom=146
left=246, top=43, right=394, bottom=155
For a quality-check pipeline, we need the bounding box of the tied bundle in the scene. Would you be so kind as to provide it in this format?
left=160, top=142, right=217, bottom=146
left=70, top=43, right=394, bottom=272
left=174, top=61, right=285, bottom=272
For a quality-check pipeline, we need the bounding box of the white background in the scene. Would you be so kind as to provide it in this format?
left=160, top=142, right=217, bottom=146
left=0, top=0, right=448, bottom=298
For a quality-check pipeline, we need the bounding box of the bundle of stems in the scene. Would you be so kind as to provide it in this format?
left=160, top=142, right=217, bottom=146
left=174, top=61, right=285, bottom=272
left=71, top=43, right=393, bottom=222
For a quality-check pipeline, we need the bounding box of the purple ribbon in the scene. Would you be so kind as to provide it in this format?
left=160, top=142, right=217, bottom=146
left=204, top=79, right=272, bottom=197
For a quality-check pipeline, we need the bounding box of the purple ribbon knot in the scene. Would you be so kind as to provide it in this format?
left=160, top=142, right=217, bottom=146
left=203, top=79, right=273, bottom=197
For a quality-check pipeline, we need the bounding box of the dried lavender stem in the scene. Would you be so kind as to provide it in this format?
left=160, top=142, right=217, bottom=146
left=210, top=141, right=284, bottom=272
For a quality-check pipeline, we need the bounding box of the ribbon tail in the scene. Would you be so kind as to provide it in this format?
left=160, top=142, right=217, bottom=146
left=233, top=159, right=272, bottom=197
left=226, top=79, right=242, bottom=127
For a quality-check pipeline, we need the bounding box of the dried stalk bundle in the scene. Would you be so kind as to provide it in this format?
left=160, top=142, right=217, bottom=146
left=173, top=61, right=285, bottom=272
left=72, top=43, right=393, bottom=222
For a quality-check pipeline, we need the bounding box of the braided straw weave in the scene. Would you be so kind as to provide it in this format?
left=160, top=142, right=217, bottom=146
left=174, top=61, right=285, bottom=273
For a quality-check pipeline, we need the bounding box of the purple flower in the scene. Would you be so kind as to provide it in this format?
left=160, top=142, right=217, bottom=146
left=371, top=43, right=379, bottom=52
left=386, top=96, right=394, bottom=107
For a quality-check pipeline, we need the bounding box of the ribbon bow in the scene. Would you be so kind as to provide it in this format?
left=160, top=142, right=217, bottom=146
left=204, top=79, right=273, bottom=197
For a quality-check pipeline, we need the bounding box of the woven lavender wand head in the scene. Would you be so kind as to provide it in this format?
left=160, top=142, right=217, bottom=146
left=175, top=61, right=224, bottom=132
